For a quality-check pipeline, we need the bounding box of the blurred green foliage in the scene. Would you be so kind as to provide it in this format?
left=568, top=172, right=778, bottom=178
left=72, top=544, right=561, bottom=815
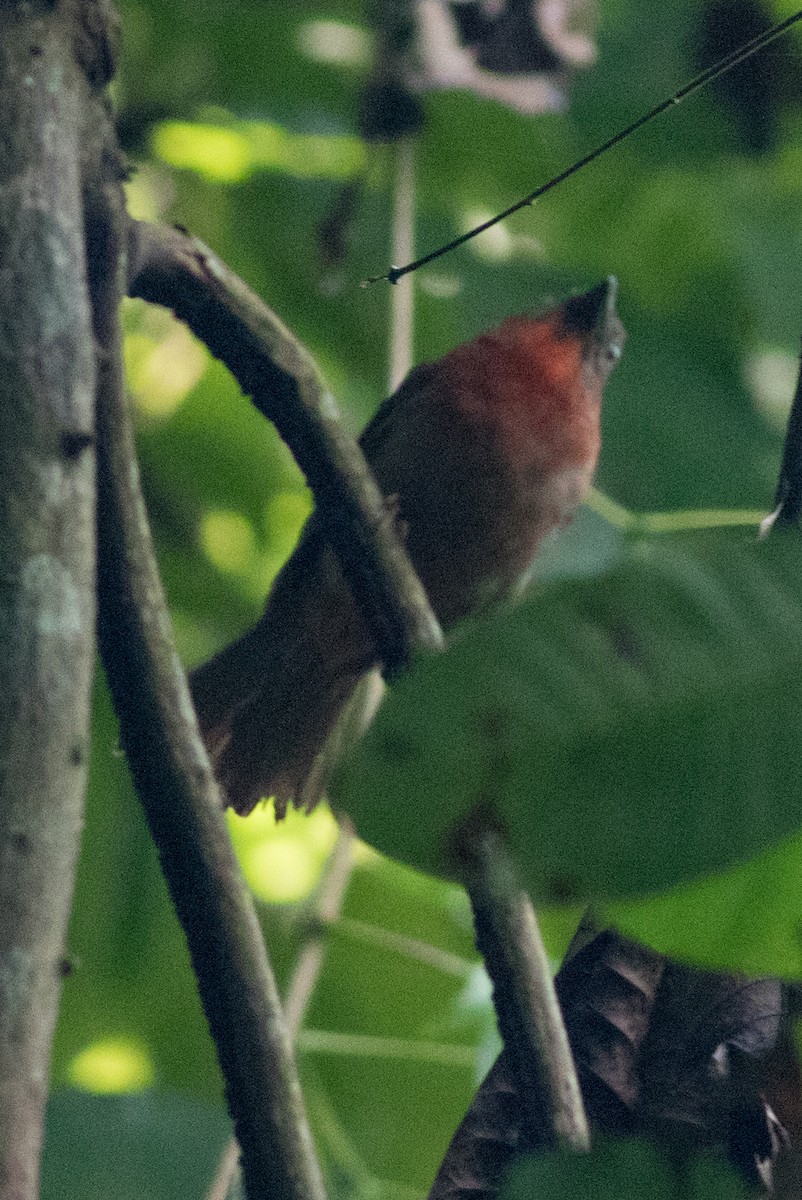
left=500, top=1138, right=747, bottom=1200
left=46, top=0, right=802, bottom=1196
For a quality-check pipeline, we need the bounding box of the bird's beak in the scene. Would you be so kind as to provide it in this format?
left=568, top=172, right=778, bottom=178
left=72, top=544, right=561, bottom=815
left=561, top=276, right=625, bottom=375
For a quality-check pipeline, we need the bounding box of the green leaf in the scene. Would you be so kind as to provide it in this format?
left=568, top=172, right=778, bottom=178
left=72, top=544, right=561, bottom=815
left=335, top=527, right=802, bottom=902
left=500, top=1140, right=746, bottom=1200
left=607, top=825, right=802, bottom=977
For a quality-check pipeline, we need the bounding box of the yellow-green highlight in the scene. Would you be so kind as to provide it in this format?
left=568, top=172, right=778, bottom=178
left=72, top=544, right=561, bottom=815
left=152, top=118, right=365, bottom=183
left=200, top=511, right=259, bottom=576
left=198, top=489, right=313, bottom=603
left=67, top=1037, right=155, bottom=1094
left=265, top=489, right=313, bottom=562
left=125, top=324, right=207, bottom=418
left=586, top=487, right=764, bottom=536
left=228, top=803, right=338, bottom=904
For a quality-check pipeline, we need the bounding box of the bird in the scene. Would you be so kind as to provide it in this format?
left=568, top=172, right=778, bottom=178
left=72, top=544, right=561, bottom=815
left=189, top=277, right=625, bottom=818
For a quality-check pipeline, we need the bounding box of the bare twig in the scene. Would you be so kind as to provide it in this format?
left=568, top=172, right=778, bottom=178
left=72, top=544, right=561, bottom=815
left=212, top=822, right=358, bottom=1200
left=0, top=8, right=104, bottom=1197
left=333, top=917, right=473, bottom=979
left=96, top=221, right=327, bottom=1200
left=456, top=824, right=589, bottom=1154
left=388, top=139, right=416, bottom=391
left=206, top=1140, right=245, bottom=1200
left=126, top=220, right=443, bottom=673
left=284, top=820, right=357, bottom=1040
left=762, top=337, right=802, bottom=535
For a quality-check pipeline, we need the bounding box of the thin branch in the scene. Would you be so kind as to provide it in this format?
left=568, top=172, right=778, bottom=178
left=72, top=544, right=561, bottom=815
left=762, top=335, right=802, bottom=536
left=333, top=917, right=473, bottom=978
left=388, top=138, right=416, bottom=391
left=126, top=219, right=444, bottom=673
left=295, top=1032, right=476, bottom=1064
left=284, top=820, right=357, bottom=1040
left=0, top=9, right=102, bottom=1198
left=302, top=1069, right=379, bottom=1194
left=212, top=822, right=357, bottom=1200
left=96, top=224, right=327, bottom=1200
left=207, top=1141, right=245, bottom=1200
left=364, top=8, right=802, bottom=285
left=455, top=823, right=589, bottom=1154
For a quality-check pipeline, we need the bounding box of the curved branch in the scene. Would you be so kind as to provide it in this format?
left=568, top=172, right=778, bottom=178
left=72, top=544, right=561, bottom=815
left=126, top=219, right=444, bottom=673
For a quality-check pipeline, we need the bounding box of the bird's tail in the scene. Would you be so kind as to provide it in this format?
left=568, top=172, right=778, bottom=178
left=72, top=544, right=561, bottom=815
left=189, top=541, right=379, bottom=817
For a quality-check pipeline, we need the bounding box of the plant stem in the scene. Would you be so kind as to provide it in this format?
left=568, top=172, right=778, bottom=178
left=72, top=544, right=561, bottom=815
left=459, top=825, right=589, bottom=1153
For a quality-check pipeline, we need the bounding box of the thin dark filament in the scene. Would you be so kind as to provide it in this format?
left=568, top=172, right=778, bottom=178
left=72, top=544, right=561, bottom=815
left=772, top=337, right=802, bottom=524
left=363, top=9, right=802, bottom=286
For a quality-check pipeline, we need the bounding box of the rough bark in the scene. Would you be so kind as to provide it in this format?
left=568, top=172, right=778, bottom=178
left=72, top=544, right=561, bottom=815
left=0, top=3, right=113, bottom=1196
left=99, top=209, right=328, bottom=1200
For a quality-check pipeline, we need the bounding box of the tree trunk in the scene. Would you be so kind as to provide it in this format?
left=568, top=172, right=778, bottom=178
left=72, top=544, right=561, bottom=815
left=0, top=3, right=119, bottom=1196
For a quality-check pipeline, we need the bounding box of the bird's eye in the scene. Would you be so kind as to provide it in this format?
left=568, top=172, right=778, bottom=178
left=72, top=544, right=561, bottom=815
left=606, top=343, right=622, bottom=362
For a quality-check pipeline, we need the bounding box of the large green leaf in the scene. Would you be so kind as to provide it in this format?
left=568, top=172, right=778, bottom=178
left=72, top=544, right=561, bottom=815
left=336, top=527, right=802, bottom=901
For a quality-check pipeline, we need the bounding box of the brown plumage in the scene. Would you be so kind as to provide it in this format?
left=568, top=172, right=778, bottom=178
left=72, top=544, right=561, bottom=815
left=189, top=279, right=625, bottom=816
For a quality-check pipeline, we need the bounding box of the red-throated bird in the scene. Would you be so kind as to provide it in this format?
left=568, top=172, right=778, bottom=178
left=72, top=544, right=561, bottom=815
left=190, top=278, right=625, bottom=817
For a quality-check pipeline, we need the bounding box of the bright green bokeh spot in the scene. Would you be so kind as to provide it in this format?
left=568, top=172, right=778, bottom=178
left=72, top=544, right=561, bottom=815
left=227, top=804, right=338, bottom=903
left=243, top=838, right=319, bottom=903
left=152, top=123, right=253, bottom=182
left=265, top=490, right=314, bottom=560
left=67, top=1038, right=155, bottom=1095
left=200, top=511, right=258, bottom=576
left=152, top=118, right=365, bottom=183
left=125, top=325, right=207, bottom=418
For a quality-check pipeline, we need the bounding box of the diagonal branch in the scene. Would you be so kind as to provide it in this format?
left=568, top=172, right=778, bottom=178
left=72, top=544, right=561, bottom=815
left=209, top=822, right=358, bottom=1200
left=454, top=823, right=589, bottom=1158
left=126, top=219, right=443, bottom=674
left=95, top=210, right=327, bottom=1200
left=284, top=820, right=358, bottom=1042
